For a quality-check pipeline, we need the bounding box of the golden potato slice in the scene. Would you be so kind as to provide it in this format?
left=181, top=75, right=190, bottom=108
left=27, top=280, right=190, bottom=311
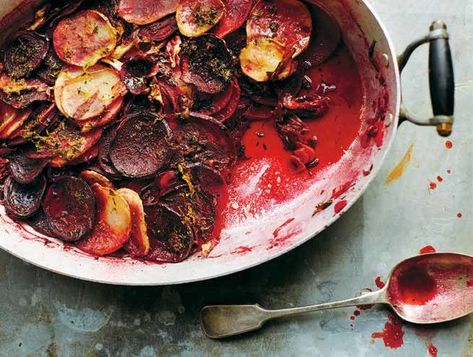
left=176, top=0, right=225, bottom=37
left=117, top=188, right=150, bottom=257
left=76, top=184, right=132, bottom=256
left=53, top=10, right=118, bottom=67
left=54, top=64, right=127, bottom=121
left=80, top=170, right=114, bottom=189
left=240, top=38, right=293, bottom=82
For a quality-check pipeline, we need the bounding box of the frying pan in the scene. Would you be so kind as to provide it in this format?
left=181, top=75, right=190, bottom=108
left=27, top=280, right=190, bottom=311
left=0, top=0, right=454, bottom=285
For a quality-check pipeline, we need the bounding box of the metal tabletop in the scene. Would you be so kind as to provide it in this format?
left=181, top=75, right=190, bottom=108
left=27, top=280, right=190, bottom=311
left=0, top=0, right=471, bottom=356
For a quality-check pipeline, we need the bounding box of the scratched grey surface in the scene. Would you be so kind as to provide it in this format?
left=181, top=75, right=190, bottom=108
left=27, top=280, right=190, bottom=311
left=0, top=0, right=472, bottom=356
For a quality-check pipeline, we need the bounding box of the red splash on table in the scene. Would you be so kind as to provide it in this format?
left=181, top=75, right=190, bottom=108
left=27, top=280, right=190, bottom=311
left=429, top=182, right=437, bottom=190
left=447, top=169, right=452, bottom=174
left=457, top=213, right=463, bottom=219
left=436, top=176, right=443, bottom=183
left=419, top=245, right=436, bottom=255
left=445, top=140, right=453, bottom=149
left=427, top=343, right=438, bottom=357
left=272, top=218, right=295, bottom=238
left=371, top=313, right=405, bottom=349
left=375, top=276, right=386, bottom=289
left=334, top=200, right=348, bottom=214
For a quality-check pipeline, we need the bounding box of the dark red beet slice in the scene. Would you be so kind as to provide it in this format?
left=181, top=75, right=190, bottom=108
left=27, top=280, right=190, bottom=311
left=137, top=14, right=178, bottom=43
left=42, top=176, right=96, bottom=242
left=120, top=57, right=158, bottom=95
left=8, top=151, right=48, bottom=184
left=8, top=103, right=58, bottom=146
left=4, top=31, right=49, bottom=78
left=27, top=209, right=56, bottom=238
left=36, top=47, right=65, bottom=85
left=109, top=112, right=172, bottom=178
left=213, top=0, right=253, bottom=38
left=98, top=126, right=121, bottom=178
left=282, top=94, right=329, bottom=118
left=181, top=35, right=234, bottom=94
left=309, top=7, right=341, bottom=67
left=145, top=202, right=194, bottom=263
left=176, top=113, right=236, bottom=171
left=0, top=74, right=51, bottom=109
left=4, top=176, right=46, bottom=218
left=243, top=105, right=275, bottom=121
left=187, top=162, right=224, bottom=187
left=154, top=170, right=186, bottom=198
left=213, top=80, right=241, bottom=122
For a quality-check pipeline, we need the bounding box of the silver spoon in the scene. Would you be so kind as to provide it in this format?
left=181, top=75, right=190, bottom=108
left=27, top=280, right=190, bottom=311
left=201, top=253, right=473, bottom=339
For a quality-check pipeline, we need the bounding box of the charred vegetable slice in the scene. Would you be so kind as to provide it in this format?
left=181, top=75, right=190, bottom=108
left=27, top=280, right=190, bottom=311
left=53, top=10, right=118, bottom=67
left=76, top=184, right=132, bottom=256
left=4, top=31, right=49, bottom=78
left=25, top=121, right=102, bottom=166
left=0, top=74, right=51, bottom=109
left=109, top=112, right=172, bottom=178
left=8, top=152, right=48, bottom=184
left=240, top=38, right=292, bottom=82
left=117, top=188, right=150, bottom=257
left=247, top=0, right=312, bottom=57
left=181, top=35, right=233, bottom=94
left=42, top=176, right=96, bottom=242
left=213, top=0, right=252, bottom=38
left=176, top=0, right=225, bottom=38
left=118, top=0, right=177, bottom=25
left=137, top=15, right=178, bottom=44
left=54, top=65, right=127, bottom=121
left=4, top=176, right=46, bottom=218
left=145, top=201, right=194, bottom=263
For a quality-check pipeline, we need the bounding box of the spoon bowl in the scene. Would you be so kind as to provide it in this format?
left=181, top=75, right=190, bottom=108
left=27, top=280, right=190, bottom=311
left=201, top=253, right=473, bottom=339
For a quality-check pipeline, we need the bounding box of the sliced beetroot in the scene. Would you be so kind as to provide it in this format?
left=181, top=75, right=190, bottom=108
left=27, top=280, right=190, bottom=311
left=0, top=74, right=51, bottom=109
left=137, top=14, right=178, bottom=43
left=145, top=199, right=194, bottom=263
left=4, top=31, right=49, bottom=78
left=8, top=103, right=57, bottom=146
left=176, top=0, right=225, bottom=38
left=53, top=10, right=118, bottom=67
left=198, top=78, right=238, bottom=116
left=0, top=106, right=32, bottom=140
left=213, top=80, right=241, bottom=122
left=282, top=94, right=329, bottom=118
left=181, top=35, right=233, bottom=94
left=187, top=162, right=224, bottom=187
left=8, top=151, right=48, bottom=184
left=120, top=57, right=158, bottom=95
left=118, top=0, right=177, bottom=25
left=309, top=7, right=341, bottom=67
left=4, top=176, right=46, bottom=218
left=109, top=113, right=172, bottom=178
left=213, top=0, right=252, bottom=38
left=42, top=176, right=96, bottom=242
left=98, top=126, right=121, bottom=178
left=25, top=121, right=103, bottom=166
left=247, top=0, right=312, bottom=57
left=66, top=143, right=100, bottom=166
left=176, top=113, right=236, bottom=171
left=36, top=47, right=64, bottom=85
left=27, top=209, right=56, bottom=238
left=243, top=104, right=275, bottom=121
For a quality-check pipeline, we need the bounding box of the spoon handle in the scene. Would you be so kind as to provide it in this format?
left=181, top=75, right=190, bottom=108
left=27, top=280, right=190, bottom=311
left=265, top=289, right=387, bottom=320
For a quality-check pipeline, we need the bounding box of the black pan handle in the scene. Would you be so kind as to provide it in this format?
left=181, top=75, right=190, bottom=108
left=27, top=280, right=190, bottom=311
left=398, top=21, right=455, bottom=137
left=429, top=21, right=455, bottom=136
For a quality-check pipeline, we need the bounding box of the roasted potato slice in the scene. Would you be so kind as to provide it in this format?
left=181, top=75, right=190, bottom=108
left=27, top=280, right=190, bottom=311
left=177, top=0, right=225, bottom=38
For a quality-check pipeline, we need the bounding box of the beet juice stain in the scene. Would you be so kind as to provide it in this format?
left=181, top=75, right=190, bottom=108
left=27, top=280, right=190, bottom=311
left=371, top=313, right=405, bottom=349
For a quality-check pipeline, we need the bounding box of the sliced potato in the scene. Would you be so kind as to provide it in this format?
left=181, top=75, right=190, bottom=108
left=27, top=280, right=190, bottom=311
left=53, top=10, right=118, bottom=67
left=80, top=170, right=114, bottom=189
left=76, top=184, right=132, bottom=256
left=118, top=0, right=177, bottom=25
left=54, top=64, right=127, bottom=121
left=240, top=38, right=293, bottom=82
left=117, top=188, right=150, bottom=257
left=177, top=0, right=225, bottom=37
